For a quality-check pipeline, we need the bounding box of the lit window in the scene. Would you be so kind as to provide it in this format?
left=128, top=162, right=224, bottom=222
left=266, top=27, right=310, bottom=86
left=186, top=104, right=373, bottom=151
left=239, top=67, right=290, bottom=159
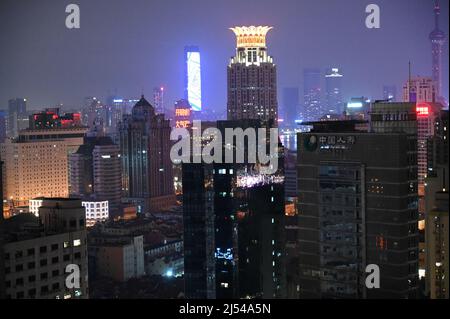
left=73, top=239, right=81, bottom=247
left=63, top=241, right=70, bottom=248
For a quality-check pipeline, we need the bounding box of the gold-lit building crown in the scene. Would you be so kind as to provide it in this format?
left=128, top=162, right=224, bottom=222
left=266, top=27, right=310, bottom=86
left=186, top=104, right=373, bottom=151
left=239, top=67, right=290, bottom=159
left=229, top=26, right=273, bottom=48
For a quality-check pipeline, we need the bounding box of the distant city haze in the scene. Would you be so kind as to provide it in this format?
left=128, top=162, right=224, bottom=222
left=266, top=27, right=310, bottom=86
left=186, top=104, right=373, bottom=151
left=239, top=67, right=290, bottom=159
left=0, top=0, right=448, bottom=112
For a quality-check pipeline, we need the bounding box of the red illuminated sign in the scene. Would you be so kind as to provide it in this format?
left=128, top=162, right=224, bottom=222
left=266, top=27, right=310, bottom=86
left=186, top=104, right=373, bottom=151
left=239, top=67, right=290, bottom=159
left=416, top=103, right=430, bottom=117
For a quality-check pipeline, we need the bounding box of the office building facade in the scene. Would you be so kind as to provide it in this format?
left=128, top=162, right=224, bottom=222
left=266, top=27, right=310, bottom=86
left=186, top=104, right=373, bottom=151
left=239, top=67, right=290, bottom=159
left=297, top=121, right=419, bottom=298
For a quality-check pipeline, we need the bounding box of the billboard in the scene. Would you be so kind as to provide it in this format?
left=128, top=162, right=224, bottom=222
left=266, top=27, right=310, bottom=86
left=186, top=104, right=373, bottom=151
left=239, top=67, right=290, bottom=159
left=186, top=49, right=202, bottom=111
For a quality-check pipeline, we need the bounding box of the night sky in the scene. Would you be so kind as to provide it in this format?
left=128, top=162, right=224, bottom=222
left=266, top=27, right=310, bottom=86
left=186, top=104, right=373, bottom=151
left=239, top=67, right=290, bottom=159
left=0, top=0, right=448, bottom=113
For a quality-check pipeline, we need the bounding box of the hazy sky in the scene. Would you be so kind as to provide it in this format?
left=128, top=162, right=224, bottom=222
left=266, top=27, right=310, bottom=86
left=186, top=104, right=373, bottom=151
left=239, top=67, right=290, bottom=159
left=0, top=0, right=448, bottom=113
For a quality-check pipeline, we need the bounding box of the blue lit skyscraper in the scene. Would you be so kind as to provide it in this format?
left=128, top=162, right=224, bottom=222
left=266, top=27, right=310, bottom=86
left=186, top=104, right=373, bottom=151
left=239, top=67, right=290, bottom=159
left=184, top=46, right=202, bottom=112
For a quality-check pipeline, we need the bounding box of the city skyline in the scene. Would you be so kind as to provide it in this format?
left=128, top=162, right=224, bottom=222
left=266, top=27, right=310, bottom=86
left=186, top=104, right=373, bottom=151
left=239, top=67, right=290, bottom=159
left=1, top=0, right=449, bottom=303
left=0, top=0, right=448, bottom=112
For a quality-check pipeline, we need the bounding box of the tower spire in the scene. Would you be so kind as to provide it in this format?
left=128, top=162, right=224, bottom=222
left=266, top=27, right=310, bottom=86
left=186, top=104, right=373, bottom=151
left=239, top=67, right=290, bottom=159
left=434, top=0, right=440, bottom=29
left=429, top=0, right=446, bottom=102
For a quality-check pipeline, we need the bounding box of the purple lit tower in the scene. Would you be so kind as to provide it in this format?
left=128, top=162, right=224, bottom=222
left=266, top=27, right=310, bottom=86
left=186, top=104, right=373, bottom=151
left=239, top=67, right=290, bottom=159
left=429, top=1, right=446, bottom=102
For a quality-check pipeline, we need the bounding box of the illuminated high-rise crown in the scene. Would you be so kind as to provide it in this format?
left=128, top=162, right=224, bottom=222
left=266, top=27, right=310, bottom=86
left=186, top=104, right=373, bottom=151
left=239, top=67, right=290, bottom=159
left=229, top=26, right=273, bottom=48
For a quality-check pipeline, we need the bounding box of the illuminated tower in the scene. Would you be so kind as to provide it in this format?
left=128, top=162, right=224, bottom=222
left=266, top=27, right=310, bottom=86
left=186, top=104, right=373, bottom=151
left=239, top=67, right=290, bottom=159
left=429, top=1, right=446, bottom=101
left=227, top=26, right=278, bottom=125
left=184, top=46, right=202, bottom=112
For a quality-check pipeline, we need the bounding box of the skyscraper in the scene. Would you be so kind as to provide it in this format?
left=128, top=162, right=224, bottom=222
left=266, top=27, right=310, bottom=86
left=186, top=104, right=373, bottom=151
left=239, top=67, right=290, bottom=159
left=297, top=119, right=419, bottom=298
left=7, top=98, right=27, bottom=138
left=227, top=26, right=278, bottom=124
left=183, top=120, right=286, bottom=299
left=153, top=87, right=165, bottom=114
left=185, top=46, right=202, bottom=112
left=105, top=97, right=139, bottom=137
left=424, top=110, right=449, bottom=299
left=282, top=87, right=299, bottom=128
left=69, top=133, right=122, bottom=218
left=118, top=96, right=175, bottom=214
left=303, top=68, right=322, bottom=122
left=82, top=97, right=103, bottom=128
left=429, top=0, right=446, bottom=102
left=325, top=68, right=344, bottom=115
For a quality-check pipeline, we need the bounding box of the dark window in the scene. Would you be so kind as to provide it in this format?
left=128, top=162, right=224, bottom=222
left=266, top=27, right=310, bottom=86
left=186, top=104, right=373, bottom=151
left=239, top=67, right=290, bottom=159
left=40, top=273, right=48, bottom=280
left=52, top=269, right=59, bottom=277
left=16, top=292, right=24, bottom=299
left=16, top=278, right=24, bottom=286
left=40, top=259, right=47, bottom=266
left=40, top=286, right=48, bottom=294
left=5, top=267, right=10, bottom=274
left=51, top=256, right=59, bottom=264
left=28, top=289, right=36, bottom=297
left=52, top=282, right=60, bottom=291
left=5, top=281, right=11, bottom=288
left=15, top=264, right=23, bottom=272
left=69, top=220, right=77, bottom=228
left=51, top=244, right=58, bottom=251
left=40, top=246, right=47, bottom=254
left=79, top=219, right=85, bottom=227
left=28, top=275, right=36, bottom=282
left=15, top=251, right=23, bottom=259
left=74, top=252, right=81, bottom=259
left=63, top=254, right=70, bottom=262
left=27, top=262, right=35, bottom=269
left=27, top=248, right=35, bottom=256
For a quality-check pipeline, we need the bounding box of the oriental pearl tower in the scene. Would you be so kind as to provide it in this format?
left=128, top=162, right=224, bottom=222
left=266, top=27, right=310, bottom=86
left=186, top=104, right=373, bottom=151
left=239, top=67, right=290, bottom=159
left=429, top=0, right=446, bottom=104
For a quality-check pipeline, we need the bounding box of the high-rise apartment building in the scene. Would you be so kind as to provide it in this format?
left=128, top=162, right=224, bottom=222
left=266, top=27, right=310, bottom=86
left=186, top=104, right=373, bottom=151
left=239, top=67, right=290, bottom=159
left=227, top=26, right=278, bottom=124
left=297, top=120, right=419, bottom=298
left=0, top=198, right=88, bottom=299
left=1, top=126, right=88, bottom=208
left=118, top=96, right=175, bottom=214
